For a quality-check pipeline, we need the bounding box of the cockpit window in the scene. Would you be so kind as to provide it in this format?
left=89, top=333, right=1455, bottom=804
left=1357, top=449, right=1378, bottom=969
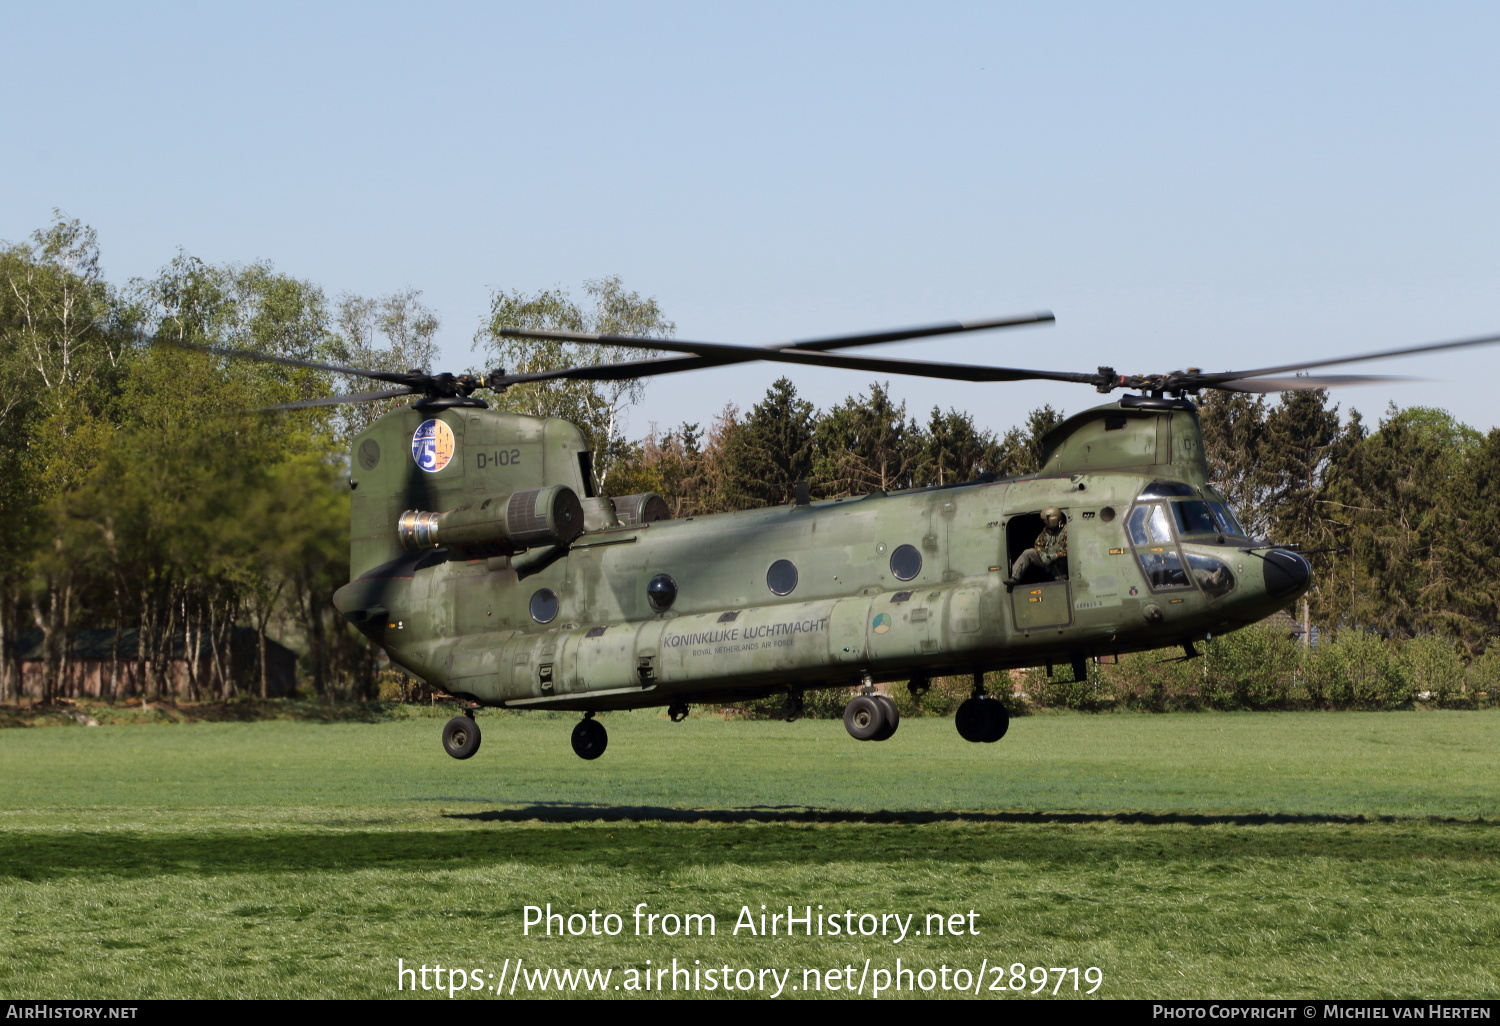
left=1186, top=552, right=1235, bottom=598
left=1207, top=502, right=1245, bottom=537
left=1136, top=484, right=1247, bottom=541
left=1172, top=500, right=1221, bottom=537
left=1137, top=480, right=1198, bottom=499
left=1138, top=548, right=1191, bottom=589
left=1127, top=504, right=1175, bottom=546
left=1127, top=497, right=1243, bottom=594
left=1127, top=502, right=1190, bottom=590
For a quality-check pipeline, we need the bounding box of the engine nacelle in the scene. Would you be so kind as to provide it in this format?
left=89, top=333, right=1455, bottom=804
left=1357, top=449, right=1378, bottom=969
left=398, top=485, right=585, bottom=553
left=610, top=492, right=672, bottom=526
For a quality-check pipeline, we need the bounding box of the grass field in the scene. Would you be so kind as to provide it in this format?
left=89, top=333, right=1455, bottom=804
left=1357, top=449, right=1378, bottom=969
left=1, top=709, right=1496, bottom=1000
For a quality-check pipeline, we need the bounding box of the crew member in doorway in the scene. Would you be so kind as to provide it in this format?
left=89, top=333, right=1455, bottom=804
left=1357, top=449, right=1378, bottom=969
left=1005, top=506, right=1068, bottom=588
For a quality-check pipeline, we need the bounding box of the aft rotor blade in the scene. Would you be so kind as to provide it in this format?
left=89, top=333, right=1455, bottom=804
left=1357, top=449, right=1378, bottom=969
left=492, top=312, right=1058, bottom=387
left=497, top=311, right=1054, bottom=359
left=164, top=340, right=423, bottom=387
left=1212, top=374, right=1419, bottom=393
left=772, top=311, right=1055, bottom=351
left=497, top=328, right=744, bottom=357
left=260, top=387, right=422, bottom=411
left=493, top=344, right=1096, bottom=387
left=493, top=352, right=713, bottom=386
left=493, top=315, right=1085, bottom=384
left=1196, top=331, right=1500, bottom=387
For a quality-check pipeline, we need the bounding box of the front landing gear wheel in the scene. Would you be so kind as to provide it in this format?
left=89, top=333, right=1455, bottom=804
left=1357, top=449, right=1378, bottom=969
left=571, top=717, right=608, bottom=760
left=955, top=697, right=1009, bottom=743
left=442, top=716, right=481, bottom=759
left=844, top=694, right=897, bottom=741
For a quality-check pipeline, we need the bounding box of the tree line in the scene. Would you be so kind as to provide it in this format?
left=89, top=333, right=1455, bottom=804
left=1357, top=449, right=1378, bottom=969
left=1198, top=390, right=1500, bottom=653
left=0, top=217, right=406, bottom=701
left=602, top=381, right=1064, bottom=516
left=2, top=214, right=1496, bottom=703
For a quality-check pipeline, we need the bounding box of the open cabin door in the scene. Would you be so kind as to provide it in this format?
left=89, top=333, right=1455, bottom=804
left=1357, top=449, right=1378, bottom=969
left=1005, top=510, right=1073, bottom=631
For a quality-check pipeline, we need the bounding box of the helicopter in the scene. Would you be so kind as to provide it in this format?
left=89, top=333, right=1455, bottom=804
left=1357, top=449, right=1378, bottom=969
left=214, top=314, right=1500, bottom=761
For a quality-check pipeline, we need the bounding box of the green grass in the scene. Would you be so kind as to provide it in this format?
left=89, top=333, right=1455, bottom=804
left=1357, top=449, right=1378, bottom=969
left=1, top=711, right=1496, bottom=999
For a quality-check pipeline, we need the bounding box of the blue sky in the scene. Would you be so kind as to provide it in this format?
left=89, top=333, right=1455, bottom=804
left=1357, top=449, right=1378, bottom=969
left=5, top=2, right=1498, bottom=439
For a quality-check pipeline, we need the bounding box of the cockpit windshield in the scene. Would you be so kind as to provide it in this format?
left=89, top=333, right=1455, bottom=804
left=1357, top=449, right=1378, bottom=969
left=1172, top=500, right=1246, bottom=539
left=1134, top=481, right=1248, bottom=539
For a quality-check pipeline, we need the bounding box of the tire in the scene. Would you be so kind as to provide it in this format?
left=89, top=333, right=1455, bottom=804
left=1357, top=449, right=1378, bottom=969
left=982, top=700, right=1010, bottom=743
left=843, top=694, right=890, bottom=741
left=955, top=698, right=992, bottom=743
left=871, top=694, right=900, bottom=741
left=571, top=718, right=608, bottom=760
left=442, top=716, right=481, bottom=760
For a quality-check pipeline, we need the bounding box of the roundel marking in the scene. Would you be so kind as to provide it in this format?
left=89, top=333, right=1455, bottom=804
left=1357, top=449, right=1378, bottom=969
left=411, top=419, right=456, bottom=473
left=872, top=612, right=892, bottom=634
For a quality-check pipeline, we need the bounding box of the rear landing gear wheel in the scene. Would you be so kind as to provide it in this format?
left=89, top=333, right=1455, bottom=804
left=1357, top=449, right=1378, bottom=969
left=955, top=697, right=1009, bottom=743
left=844, top=694, right=896, bottom=741
left=442, top=716, right=481, bottom=760
left=571, top=716, right=608, bottom=760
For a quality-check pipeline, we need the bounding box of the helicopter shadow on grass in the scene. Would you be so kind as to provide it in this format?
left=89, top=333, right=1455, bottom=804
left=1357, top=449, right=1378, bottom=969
left=2, top=809, right=1489, bottom=884
left=442, top=803, right=1490, bottom=827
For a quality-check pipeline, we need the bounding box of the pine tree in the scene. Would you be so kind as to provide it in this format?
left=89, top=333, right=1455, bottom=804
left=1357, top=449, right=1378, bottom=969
left=813, top=382, right=918, bottom=495
left=721, top=378, right=815, bottom=505
left=916, top=407, right=995, bottom=486
left=990, top=405, right=1065, bottom=476
left=1319, top=405, right=1483, bottom=645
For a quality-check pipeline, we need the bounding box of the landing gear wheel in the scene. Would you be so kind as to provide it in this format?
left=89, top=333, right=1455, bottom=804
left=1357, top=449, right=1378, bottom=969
left=843, top=694, right=893, bottom=741
left=571, top=717, right=608, bottom=760
left=955, top=697, right=1009, bottom=743
left=982, top=700, right=1009, bottom=743
left=871, top=694, right=900, bottom=741
left=442, top=716, right=481, bottom=760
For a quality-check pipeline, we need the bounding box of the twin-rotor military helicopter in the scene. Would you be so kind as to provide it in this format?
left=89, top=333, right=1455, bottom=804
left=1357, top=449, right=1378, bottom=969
left=213, top=313, right=1499, bottom=761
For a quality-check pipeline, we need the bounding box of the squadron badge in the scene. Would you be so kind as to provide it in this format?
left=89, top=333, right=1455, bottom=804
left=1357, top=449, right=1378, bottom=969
left=411, top=419, right=456, bottom=473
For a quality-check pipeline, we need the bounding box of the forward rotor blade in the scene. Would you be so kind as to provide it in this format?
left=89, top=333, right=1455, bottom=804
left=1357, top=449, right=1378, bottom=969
left=1196, top=331, right=1500, bottom=387
left=759, top=347, right=1097, bottom=384
left=1212, top=374, right=1419, bottom=394
left=260, top=387, right=422, bottom=411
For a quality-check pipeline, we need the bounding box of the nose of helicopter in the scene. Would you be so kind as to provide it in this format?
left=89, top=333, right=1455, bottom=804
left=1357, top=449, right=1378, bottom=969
left=1261, top=549, right=1312, bottom=600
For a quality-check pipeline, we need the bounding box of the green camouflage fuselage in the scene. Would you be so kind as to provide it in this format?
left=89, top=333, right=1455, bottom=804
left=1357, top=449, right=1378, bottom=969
left=334, top=398, right=1310, bottom=711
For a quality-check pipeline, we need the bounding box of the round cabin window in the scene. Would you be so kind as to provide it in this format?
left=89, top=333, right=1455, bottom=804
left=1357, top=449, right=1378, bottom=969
left=529, top=588, right=559, bottom=624
left=889, top=544, right=922, bottom=581
left=646, top=573, right=677, bottom=612
left=766, top=559, right=798, bottom=596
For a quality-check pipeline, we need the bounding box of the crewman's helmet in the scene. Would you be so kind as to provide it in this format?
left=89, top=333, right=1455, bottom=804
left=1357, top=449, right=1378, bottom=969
left=1041, top=506, right=1065, bottom=529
